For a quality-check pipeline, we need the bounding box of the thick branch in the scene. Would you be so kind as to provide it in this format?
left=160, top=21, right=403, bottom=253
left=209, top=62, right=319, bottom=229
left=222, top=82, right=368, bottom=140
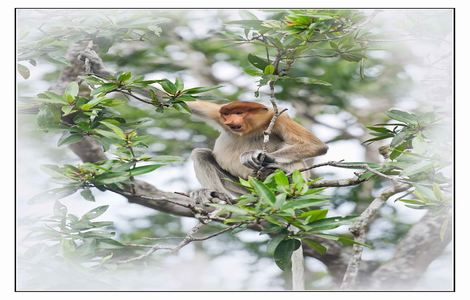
left=368, top=209, right=452, bottom=290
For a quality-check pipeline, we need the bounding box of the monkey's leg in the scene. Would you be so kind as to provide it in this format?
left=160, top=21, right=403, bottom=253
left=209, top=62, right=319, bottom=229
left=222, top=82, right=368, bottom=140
left=191, top=148, right=247, bottom=203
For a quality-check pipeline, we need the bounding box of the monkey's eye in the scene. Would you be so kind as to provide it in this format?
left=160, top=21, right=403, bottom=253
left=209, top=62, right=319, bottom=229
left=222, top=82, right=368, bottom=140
left=234, top=112, right=243, bottom=115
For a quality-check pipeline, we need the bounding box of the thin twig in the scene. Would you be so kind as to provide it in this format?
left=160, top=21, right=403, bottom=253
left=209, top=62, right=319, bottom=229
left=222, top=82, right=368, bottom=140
left=297, top=160, right=404, bottom=183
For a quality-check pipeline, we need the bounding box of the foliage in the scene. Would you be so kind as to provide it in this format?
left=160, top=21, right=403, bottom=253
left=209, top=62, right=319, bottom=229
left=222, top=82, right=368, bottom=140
left=212, top=170, right=365, bottom=270
left=365, top=109, right=451, bottom=212
left=224, top=9, right=369, bottom=96
left=28, top=202, right=125, bottom=266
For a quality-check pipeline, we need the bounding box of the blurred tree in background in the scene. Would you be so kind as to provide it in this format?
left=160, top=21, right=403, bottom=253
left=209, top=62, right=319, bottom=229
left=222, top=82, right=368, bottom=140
left=16, top=9, right=453, bottom=291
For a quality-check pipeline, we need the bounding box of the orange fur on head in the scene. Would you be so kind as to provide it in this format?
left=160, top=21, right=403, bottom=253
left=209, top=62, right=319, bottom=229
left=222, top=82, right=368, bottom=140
left=219, top=101, right=268, bottom=115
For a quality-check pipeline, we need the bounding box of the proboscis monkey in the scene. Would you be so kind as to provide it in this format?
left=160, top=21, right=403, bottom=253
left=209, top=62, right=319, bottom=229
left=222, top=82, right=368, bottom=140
left=187, top=100, right=328, bottom=202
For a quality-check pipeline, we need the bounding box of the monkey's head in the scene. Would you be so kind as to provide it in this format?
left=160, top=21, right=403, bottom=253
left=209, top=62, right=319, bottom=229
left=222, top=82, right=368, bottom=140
left=219, top=101, right=271, bottom=135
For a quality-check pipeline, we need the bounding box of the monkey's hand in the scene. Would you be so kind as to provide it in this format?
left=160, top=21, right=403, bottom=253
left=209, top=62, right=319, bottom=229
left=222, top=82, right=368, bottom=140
left=189, top=188, right=232, bottom=205
left=240, top=150, right=281, bottom=171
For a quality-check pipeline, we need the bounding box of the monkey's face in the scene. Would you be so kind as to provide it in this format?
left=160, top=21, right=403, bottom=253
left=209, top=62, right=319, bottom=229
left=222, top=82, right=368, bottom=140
left=221, top=112, right=250, bottom=135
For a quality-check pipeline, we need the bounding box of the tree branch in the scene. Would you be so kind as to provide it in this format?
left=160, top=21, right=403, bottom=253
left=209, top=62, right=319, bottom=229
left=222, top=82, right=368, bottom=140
left=368, top=209, right=452, bottom=290
left=340, top=183, right=410, bottom=289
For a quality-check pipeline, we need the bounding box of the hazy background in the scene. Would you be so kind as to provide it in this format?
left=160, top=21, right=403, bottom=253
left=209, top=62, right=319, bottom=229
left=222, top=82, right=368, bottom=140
left=16, top=9, right=453, bottom=290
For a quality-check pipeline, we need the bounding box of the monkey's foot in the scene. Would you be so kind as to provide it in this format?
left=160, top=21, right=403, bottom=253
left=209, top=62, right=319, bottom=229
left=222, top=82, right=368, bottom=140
left=189, top=189, right=232, bottom=205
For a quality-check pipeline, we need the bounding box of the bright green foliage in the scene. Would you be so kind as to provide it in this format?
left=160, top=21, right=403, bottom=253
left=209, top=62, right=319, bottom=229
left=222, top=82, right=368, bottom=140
left=212, top=169, right=364, bottom=270
left=225, top=9, right=369, bottom=95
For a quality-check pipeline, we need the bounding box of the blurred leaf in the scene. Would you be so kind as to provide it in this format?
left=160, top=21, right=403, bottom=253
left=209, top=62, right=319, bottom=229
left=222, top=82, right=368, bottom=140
left=273, top=239, right=301, bottom=271
left=175, top=77, right=184, bottom=91
left=100, top=121, right=126, bottom=139
left=267, top=235, right=286, bottom=255
left=65, top=82, right=79, bottom=98
left=91, top=83, right=118, bottom=96
left=82, top=205, right=109, bottom=220
left=29, top=186, right=78, bottom=204
left=118, top=72, right=132, bottom=82
left=54, top=200, right=68, bottom=217
left=386, top=110, right=418, bottom=125
left=156, top=79, right=177, bottom=94
left=303, top=239, right=327, bottom=255
left=57, top=133, right=83, bottom=147
left=292, top=77, right=331, bottom=86
left=129, top=164, right=162, bottom=176
left=264, top=64, right=275, bottom=75
left=248, top=53, right=269, bottom=71
left=80, top=188, right=95, bottom=202
left=184, top=85, right=222, bottom=94
left=17, top=63, right=30, bottom=79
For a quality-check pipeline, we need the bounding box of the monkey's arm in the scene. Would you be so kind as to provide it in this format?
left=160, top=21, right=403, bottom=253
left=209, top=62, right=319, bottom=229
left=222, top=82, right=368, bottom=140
left=268, top=114, right=328, bottom=163
left=186, top=100, right=222, bottom=125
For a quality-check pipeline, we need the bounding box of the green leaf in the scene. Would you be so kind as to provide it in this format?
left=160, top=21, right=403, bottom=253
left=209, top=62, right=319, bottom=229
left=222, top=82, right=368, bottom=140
left=29, top=186, right=78, bottom=204
left=209, top=203, right=251, bottom=215
left=292, top=77, right=331, bottom=86
left=274, top=193, right=287, bottom=210
left=184, top=85, right=222, bottom=94
left=337, top=236, right=371, bottom=248
left=100, top=121, right=126, bottom=140
left=386, top=110, right=418, bottom=125
left=175, top=77, right=184, bottom=91
left=173, top=102, right=191, bottom=114
left=65, top=82, right=79, bottom=98
left=118, top=72, right=132, bottom=83
left=248, top=53, right=269, bottom=71
left=398, top=199, right=427, bottom=205
left=390, top=130, right=412, bottom=148
left=94, top=172, right=129, bottom=185
left=308, top=216, right=357, bottom=229
left=273, top=239, right=301, bottom=271
left=367, top=126, right=392, bottom=134
left=281, top=198, right=328, bottom=210
left=249, top=177, right=276, bottom=206
left=129, top=164, right=162, bottom=176
left=80, top=188, right=95, bottom=202
left=94, top=129, right=122, bottom=140
left=83, top=75, right=105, bottom=85
left=149, top=155, right=184, bottom=163
left=17, top=63, right=30, bottom=79
left=80, top=97, right=109, bottom=110
left=57, top=133, right=83, bottom=147
left=244, top=67, right=263, bottom=76
left=299, top=209, right=328, bottom=223
left=267, top=235, right=286, bottom=255
left=264, top=215, right=285, bottom=227
left=273, top=170, right=289, bottom=188
left=91, top=83, right=118, bottom=96
left=156, top=79, right=177, bottom=94
left=37, top=92, right=68, bottom=104
left=303, top=239, right=327, bottom=255
left=291, top=170, right=306, bottom=190
left=264, top=64, right=275, bottom=75
left=82, top=205, right=109, bottom=220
